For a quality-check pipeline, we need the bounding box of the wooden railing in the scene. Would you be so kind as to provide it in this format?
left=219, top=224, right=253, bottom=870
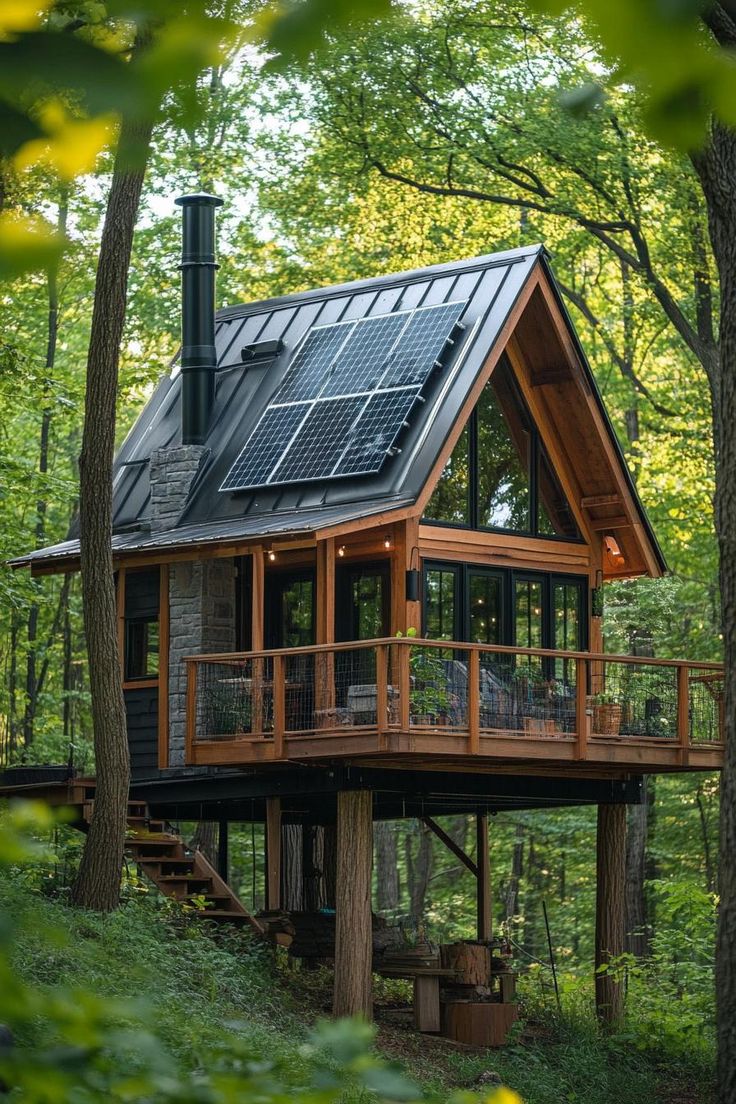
left=183, top=638, right=724, bottom=771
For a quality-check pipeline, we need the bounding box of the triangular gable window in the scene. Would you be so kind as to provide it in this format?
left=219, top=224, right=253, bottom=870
left=425, top=357, right=580, bottom=540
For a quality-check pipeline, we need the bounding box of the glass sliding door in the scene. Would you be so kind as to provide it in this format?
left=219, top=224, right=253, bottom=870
left=336, top=563, right=390, bottom=716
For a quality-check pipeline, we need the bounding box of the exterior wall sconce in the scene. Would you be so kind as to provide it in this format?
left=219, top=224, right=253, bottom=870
left=603, top=535, right=625, bottom=567
left=266, top=547, right=277, bottom=562
left=405, top=569, right=421, bottom=602
left=337, top=545, right=346, bottom=558
left=383, top=534, right=392, bottom=550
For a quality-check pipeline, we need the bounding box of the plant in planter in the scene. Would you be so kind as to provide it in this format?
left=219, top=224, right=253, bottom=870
left=204, top=682, right=252, bottom=737
left=589, top=691, right=623, bottom=736
left=396, top=631, right=452, bottom=722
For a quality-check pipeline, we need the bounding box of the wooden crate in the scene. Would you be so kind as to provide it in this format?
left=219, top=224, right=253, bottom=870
left=441, top=1001, right=518, bottom=1047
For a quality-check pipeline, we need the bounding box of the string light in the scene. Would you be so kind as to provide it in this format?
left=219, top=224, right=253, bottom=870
left=383, top=534, right=392, bottom=550
left=267, top=547, right=276, bottom=562
left=337, top=545, right=346, bottom=558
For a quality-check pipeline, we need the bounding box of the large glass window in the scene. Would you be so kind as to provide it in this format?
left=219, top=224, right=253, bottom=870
left=477, top=369, right=531, bottom=531
left=426, top=425, right=470, bottom=524
left=425, top=567, right=458, bottom=641
left=468, top=572, right=503, bottom=646
left=424, top=358, right=579, bottom=540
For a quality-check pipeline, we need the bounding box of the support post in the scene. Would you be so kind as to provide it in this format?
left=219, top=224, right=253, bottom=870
left=265, top=797, right=281, bottom=911
left=218, top=819, right=229, bottom=882
left=476, top=813, right=491, bottom=943
left=595, top=803, right=626, bottom=1026
left=677, top=665, right=690, bottom=766
left=575, top=656, right=590, bottom=759
left=334, top=790, right=373, bottom=1019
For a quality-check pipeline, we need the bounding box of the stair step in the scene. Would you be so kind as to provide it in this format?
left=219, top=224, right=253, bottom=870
left=195, top=910, right=250, bottom=922
left=183, top=893, right=232, bottom=904
left=157, top=875, right=209, bottom=885
left=143, top=859, right=196, bottom=871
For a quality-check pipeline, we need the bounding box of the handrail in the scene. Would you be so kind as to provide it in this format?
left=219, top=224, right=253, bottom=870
left=183, top=636, right=724, bottom=672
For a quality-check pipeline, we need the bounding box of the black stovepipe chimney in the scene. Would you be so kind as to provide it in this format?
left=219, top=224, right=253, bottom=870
left=175, top=192, right=224, bottom=445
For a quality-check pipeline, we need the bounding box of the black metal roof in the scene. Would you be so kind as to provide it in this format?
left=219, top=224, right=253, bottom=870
left=12, top=245, right=665, bottom=571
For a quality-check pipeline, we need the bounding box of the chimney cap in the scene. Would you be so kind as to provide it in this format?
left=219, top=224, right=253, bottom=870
left=175, top=192, right=224, bottom=208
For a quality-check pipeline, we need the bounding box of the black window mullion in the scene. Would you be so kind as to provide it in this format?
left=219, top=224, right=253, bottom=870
left=469, top=409, right=479, bottom=529
left=530, top=430, right=540, bottom=537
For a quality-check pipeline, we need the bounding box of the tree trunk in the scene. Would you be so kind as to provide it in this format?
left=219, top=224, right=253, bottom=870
left=693, top=117, right=736, bottom=1104
left=281, top=823, right=303, bottom=910
left=504, top=821, right=524, bottom=924
left=190, top=821, right=217, bottom=867
left=322, top=823, right=337, bottom=909
left=409, top=820, right=433, bottom=924
left=333, top=790, right=373, bottom=1019
left=595, top=804, right=627, bottom=1027
left=302, top=825, right=326, bottom=911
left=71, top=90, right=154, bottom=913
left=374, top=821, right=400, bottom=911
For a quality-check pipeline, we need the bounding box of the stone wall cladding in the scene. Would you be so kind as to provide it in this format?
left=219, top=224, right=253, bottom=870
left=149, top=445, right=206, bottom=534
left=148, top=446, right=236, bottom=768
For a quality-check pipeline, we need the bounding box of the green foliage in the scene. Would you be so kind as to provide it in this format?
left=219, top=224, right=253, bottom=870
left=0, top=802, right=521, bottom=1103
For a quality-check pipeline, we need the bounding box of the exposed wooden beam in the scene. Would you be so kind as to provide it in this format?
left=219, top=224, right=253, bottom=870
left=581, top=494, right=621, bottom=509
left=589, top=516, right=633, bottom=531
left=422, top=816, right=478, bottom=877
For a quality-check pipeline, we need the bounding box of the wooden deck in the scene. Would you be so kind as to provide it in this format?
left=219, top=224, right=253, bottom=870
left=184, top=637, right=725, bottom=775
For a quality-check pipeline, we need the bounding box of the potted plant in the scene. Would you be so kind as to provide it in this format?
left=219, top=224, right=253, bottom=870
left=205, top=683, right=251, bottom=737
left=589, top=692, right=623, bottom=736
left=397, top=631, right=452, bottom=723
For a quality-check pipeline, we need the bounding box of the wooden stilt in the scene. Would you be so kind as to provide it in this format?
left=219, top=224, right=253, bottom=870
left=334, top=790, right=373, bottom=1019
left=476, top=813, right=491, bottom=943
left=595, top=803, right=626, bottom=1026
left=265, top=797, right=281, bottom=911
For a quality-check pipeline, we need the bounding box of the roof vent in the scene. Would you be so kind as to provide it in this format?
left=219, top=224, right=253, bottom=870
left=241, top=338, right=284, bottom=363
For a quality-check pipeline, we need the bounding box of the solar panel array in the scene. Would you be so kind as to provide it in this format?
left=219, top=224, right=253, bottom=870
left=220, top=300, right=466, bottom=492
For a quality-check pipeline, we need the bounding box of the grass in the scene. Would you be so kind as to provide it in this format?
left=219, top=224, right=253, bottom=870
left=0, top=876, right=715, bottom=1104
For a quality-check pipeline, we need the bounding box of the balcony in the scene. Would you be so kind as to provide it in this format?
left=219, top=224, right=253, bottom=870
left=184, top=638, right=724, bottom=774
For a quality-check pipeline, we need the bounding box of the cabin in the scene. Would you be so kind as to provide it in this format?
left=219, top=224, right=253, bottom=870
left=5, top=194, right=724, bottom=1037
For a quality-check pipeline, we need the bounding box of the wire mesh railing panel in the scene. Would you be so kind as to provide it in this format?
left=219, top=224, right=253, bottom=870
left=688, top=669, right=724, bottom=743
left=407, top=645, right=469, bottom=729
left=282, top=653, right=316, bottom=732
left=590, top=661, right=677, bottom=739
left=476, top=653, right=576, bottom=735
left=195, top=658, right=274, bottom=740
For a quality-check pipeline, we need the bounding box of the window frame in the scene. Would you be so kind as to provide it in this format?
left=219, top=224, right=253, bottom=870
left=423, top=357, right=584, bottom=544
left=422, top=561, right=588, bottom=653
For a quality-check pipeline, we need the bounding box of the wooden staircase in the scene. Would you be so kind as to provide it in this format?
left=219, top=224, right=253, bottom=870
left=92, top=798, right=263, bottom=934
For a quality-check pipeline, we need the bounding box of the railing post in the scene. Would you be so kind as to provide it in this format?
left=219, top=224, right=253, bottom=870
left=185, top=659, right=197, bottom=765
left=376, top=645, right=388, bottom=741
left=575, top=656, right=589, bottom=760
left=677, top=665, right=690, bottom=766
left=468, top=648, right=480, bottom=755
left=273, top=653, right=285, bottom=759
left=399, top=641, right=411, bottom=731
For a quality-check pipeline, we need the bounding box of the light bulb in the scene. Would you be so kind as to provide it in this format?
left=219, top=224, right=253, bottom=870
left=338, top=545, right=346, bottom=557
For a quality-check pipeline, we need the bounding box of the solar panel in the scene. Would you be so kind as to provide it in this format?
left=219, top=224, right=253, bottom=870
left=277, top=324, right=352, bottom=403
left=335, top=388, right=421, bottom=476
left=379, top=302, right=466, bottom=389
left=220, top=299, right=466, bottom=492
left=220, top=402, right=309, bottom=491
left=274, top=396, right=365, bottom=483
left=321, top=312, right=407, bottom=398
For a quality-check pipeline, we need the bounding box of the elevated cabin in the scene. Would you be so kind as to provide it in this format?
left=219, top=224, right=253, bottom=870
left=8, top=195, right=723, bottom=1024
